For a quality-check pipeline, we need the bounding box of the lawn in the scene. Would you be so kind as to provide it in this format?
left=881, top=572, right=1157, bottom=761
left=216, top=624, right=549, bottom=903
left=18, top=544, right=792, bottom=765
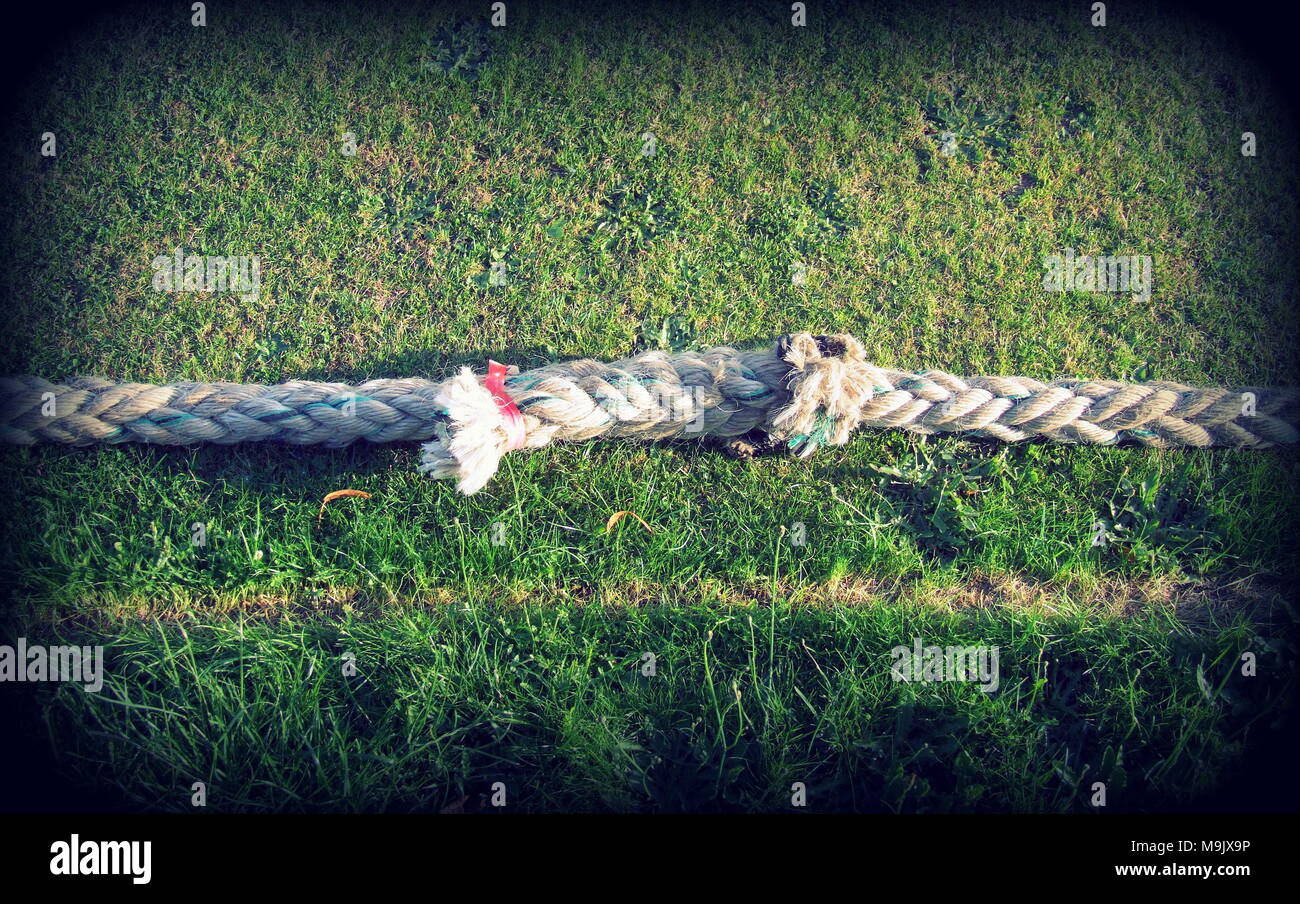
left=0, top=0, right=1296, bottom=812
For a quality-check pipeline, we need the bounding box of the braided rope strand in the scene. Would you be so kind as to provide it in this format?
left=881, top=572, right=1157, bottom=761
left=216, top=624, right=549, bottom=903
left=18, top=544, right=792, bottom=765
left=2, top=333, right=1295, bottom=494
left=0, top=376, right=450, bottom=447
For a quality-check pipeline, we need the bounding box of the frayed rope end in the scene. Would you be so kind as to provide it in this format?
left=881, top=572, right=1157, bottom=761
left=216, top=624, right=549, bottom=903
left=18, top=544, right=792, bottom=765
left=769, top=333, right=880, bottom=457
left=416, top=367, right=519, bottom=495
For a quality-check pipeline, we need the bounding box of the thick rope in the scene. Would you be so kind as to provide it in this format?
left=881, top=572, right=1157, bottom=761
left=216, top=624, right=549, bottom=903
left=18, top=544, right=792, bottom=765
left=2, top=333, right=1295, bottom=494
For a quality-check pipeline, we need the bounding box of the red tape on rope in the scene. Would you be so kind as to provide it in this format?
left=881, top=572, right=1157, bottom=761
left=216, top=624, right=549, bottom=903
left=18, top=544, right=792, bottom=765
left=484, top=360, right=526, bottom=452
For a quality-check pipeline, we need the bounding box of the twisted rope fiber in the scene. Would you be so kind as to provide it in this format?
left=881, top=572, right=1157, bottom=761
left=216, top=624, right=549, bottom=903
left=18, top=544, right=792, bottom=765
left=2, top=333, right=1295, bottom=494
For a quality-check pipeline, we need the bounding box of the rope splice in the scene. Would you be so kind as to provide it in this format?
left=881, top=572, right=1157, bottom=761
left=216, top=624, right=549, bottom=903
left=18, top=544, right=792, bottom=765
left=2, top=333, right=1295, bottom=495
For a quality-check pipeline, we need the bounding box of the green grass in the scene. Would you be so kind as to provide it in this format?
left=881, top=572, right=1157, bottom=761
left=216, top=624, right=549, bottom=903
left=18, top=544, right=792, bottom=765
left=1, top=0, right=1297, bottom=812
left=2, top=438, right=1296, bottom=617
left=35, top=599, right=1297, bottom=813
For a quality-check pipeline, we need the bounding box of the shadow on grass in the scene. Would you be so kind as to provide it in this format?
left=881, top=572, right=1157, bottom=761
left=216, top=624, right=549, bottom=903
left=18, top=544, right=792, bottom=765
left=9, top=600, right=1297, bottom=814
